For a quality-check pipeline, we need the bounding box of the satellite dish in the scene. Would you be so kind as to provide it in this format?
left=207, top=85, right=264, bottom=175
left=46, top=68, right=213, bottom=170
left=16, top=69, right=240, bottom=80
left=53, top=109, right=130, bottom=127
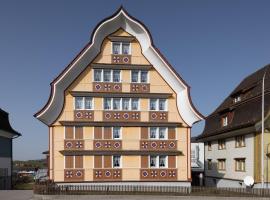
left=244, top=176, right=254, bottom=187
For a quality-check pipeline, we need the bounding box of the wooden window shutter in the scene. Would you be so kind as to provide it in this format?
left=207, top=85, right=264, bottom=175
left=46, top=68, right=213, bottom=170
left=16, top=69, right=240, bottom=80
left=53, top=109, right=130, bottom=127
left=65, top=127, right=74, bottom=139
left=75, top=127, right=83, bottom=139
left=75, top=156, right=83, bottom=168
left=94, top=127, right=102, bottom=139
left=103, top=127, right=112, bottom=139
left=94, top=156, right=102, bottom=168
left=141, top=127, right=148, bottom=139
left=168, top=128, right=176, bottom=139
left=141, top=156, right=148, bottom=168
left=104, top=156, right=112, bottom=168
left=65, top=156, right=74, bottom=168
left=168, top=156, right=176, bottom=168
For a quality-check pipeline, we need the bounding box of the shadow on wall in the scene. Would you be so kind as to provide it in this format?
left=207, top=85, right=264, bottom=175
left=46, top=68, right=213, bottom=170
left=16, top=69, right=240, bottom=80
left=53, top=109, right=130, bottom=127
left=204, top=161, right=226, bottom=187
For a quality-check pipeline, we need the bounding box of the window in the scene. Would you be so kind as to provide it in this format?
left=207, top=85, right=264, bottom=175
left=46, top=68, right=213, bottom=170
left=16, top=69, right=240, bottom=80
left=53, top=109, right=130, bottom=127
left=65, top=155, right=83, bottom=169
left=235, top=135, right=245, bottom=147
left=218, top=159, right=226, bottom=170
left=222, top=116, right=228, bottom=127
left=113, top=127, right=121, bottom=139
left=112, top=42, right=130, bottom=55
left=218, top=139, right=226, bottom=150
left=149, top=155, right=167, bottom=168
left=104, top=98, right=140, bottom=111
left=131, top=70, right=148, bottom=83
left=75, top=97, right=93, bottom=110
left=93, top=69, right=121, bottom=83
left=233, top=96, right=241, bottom=103
left=150, top=99, right=167, bottom=111
left=149, top=127, right=168, bottom=139
left=208, top=141, right=212, bottom=151
left=235, top=158, right=245, bottom=172
left=207, top=159, right=212, bottom=170
left=113, top=155, right=121, bottom=168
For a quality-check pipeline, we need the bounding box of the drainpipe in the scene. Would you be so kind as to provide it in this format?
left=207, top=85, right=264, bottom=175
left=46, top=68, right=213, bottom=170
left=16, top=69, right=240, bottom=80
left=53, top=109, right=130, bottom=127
left=262, top=69, right=267, bottom=188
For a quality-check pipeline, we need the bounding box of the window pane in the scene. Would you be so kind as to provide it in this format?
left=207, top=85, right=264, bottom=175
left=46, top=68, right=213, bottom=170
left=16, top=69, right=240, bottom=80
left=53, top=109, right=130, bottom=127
left=113, top=127, right=121, bottom=139
left=141, top=71, right=148, bottom=83
left=150, top=156, right=157, bottom=168
left=150, top=99, right=157, bottom=110
left=159, top=128, right=166, bottom=139
left=104, top=98, right=111, bottom=110
left=122, top=98, right=130, bottom=110
left=159, top=156, right=166, bottom=168
left=122, top=43, right=130, bottom=54
left=113, top=98, right=121, bottom=110
left=131, top=71, right=139, bottom=83
left=85, top=97, right=92, bottom=109
left=75, top=97, right=84, bottom=110
left=94, top=69, right=102, bottom=82
left=131, top=99, right=139, bottom=110
left=113, top=155, right=121, bottom=167
left=113, top=70, right=120, bottom=82
left=150, top=127, right=157, bottom=139
left=113, top=43, right=121, bottom=54
left=103, top=70, right=111, bottom=82
left=159, top=99, right=166, bottom=111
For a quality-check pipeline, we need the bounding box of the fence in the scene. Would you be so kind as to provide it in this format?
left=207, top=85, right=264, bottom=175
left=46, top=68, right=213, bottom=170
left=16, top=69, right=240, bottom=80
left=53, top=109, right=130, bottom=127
left=33, top=182, right=270, bottom=197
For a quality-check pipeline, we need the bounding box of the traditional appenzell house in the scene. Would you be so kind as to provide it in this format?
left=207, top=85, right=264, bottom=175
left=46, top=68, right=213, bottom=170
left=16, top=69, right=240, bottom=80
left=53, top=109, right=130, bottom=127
left=35, top=8, right=203, bottom=186
left=198, top=64, right=270, bottom=188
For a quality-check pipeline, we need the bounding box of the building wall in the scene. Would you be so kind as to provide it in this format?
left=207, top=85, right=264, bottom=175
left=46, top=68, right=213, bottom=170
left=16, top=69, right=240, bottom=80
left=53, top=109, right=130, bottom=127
left=204, top=133, right=254, bottom=187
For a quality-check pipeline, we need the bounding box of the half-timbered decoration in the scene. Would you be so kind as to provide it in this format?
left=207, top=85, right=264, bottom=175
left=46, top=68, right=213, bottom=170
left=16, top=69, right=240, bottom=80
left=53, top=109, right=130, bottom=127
left=35, top=7, right=203, bottom=186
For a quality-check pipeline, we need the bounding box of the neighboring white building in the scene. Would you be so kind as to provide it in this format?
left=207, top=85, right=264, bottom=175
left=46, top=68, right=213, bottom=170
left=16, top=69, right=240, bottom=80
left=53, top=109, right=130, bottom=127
left=191, top=137, right=204, bottom=186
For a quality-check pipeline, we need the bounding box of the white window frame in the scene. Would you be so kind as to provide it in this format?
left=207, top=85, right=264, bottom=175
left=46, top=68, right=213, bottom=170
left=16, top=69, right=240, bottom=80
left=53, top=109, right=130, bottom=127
left=149, top=99, right=167, bottom=111
left=93, top=69, right=103, bottom=82
left=93, top=69, right=122, bottom=83
left=222, top=116, right=228, bottom=126
left=74, top=97, right=93, bottom=110
left=112, top=127, right=122, bottom=139
left=130, top=70, right=149, bottom=83
left=103, top=98, right=140, bottom=111
left=112, top=42, right=131, bottom=55
left=149, top=127, right=168, bottom=139
left=112, top=155, right=122, bottom=168
left=149, top=155, right=168, bottom=168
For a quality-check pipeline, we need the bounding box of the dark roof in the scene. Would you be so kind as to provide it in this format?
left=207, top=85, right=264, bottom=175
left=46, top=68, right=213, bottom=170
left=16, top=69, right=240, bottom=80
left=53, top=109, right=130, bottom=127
left=198, top=64, right=270, bottom=140
left=0, top=109, right=21, bottom=137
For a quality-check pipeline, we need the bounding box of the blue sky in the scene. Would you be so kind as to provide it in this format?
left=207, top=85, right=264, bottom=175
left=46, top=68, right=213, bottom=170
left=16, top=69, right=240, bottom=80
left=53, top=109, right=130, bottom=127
left=1, top=0, right=270, bottom=160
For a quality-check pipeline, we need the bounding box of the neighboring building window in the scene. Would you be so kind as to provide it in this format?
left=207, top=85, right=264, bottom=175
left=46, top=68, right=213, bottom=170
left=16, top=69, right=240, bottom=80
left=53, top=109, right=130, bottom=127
left=93, top=69, right=121, bottom=82
left=104, top=98, right=139, bottom=111
left=221, top=116, right=228, bottom=127
left=113, top=155, right=121, bottom=168
left=149, top=155, right=167, bottom=168
left=207, top=159, right=212, bottom=170
left=75, top=97, right=93, bottom=110
left=149, top=99, right=167, bottom=111
left=218, top=139, right=226, bottom=150
left=131, top=70, right=148, bottom=83
left=233, top=96, right=241, bottom=103
left=112, top=42, right=130, bottom=55
left=113, top=127, right=121, bottom=139
left=218, top=159, right=226, bottom=171
left=208, top=141, right=212, bottom=151
left=149, top=127, right=167, bottom=139
left=235, top=135, right=245, bottom=147
left=235, top=158, right=245, bottom=172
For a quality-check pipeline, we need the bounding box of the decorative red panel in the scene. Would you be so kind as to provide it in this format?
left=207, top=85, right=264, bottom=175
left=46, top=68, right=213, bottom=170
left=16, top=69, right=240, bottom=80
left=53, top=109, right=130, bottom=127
left=140, top=169, right=177, bottom=180
left=93, top=82, right=122, bottom=93
left=130, top=83, right=150, bottom=93
left=103, top=111, right=140, bottom=121
left=140, top=140, right=177, bottom=150
left=149, top=111, right=168, bottom=122
left=64, top=140, right=84, bottom=150
left=93, top=140, right=122, bottom=150
left=74, top=110, right=94, bottom=121
left=111, top=55, right=131, bottom=64
left=94, top=169, right=122, bottom=181
left=64, top=169, right=84, bottom=182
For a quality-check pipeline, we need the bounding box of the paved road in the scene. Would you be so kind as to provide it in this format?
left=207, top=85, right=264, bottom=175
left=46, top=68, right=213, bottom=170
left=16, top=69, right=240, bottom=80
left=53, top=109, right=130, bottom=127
left=0, top=190, right=33, bottom=200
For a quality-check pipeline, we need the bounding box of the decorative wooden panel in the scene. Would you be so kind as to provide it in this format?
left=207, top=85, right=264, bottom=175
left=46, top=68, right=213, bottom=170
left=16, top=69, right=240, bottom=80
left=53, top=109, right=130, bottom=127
left=94, top=156, right=102, bottom=168
left=103, top=111, right=140, bottom=121
left=168, top=128, right=176, bottom=139
left=149, top=111, right=168, bottom=122
left=65, top=127, right=73, bottom=139
left=141, top=156, right=148, bottom=168
left=94, top=169, right=122, bottom=181
left=111, top=55, right=131, bottom=64
left=140, top=169, right=177, bottom=180
left=94, top=127, right=102, bottom=139
left=64, top=140, right=84, bottom=150
left=168, top=156, right=176, bottom=168
left=141, top=127, right=148, bottom=139
left=140, top=140, right=177, bottom=150
left=130, top=83, right=150, bottom=93
left=93, top=82, right=122, bottom=93
left=74, top=110, right=94, bottom=121
left=75, top=127, right=83, bottom=139
left=64, top=169, right=84, bottom=182
left=93, top=140, right=122, bottom=150
left=65, top=156, right=74, bottom=168
left=104, top=156, right=112, bottom=168
left=75, top=156, right=83, bottom=168
left=103, top=127, right=112, bottom=139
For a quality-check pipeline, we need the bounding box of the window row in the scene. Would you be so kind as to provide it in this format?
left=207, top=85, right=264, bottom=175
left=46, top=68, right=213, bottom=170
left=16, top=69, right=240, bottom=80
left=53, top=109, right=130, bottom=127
left=93, top=69, right=148, bottom=83
left=207, top=135, right=245, bottom=151
left=112, top=42, right=131, bottom=55
left=207, top=158, right=246, bottom=172
left=104, top=98, right=139, bottom=111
